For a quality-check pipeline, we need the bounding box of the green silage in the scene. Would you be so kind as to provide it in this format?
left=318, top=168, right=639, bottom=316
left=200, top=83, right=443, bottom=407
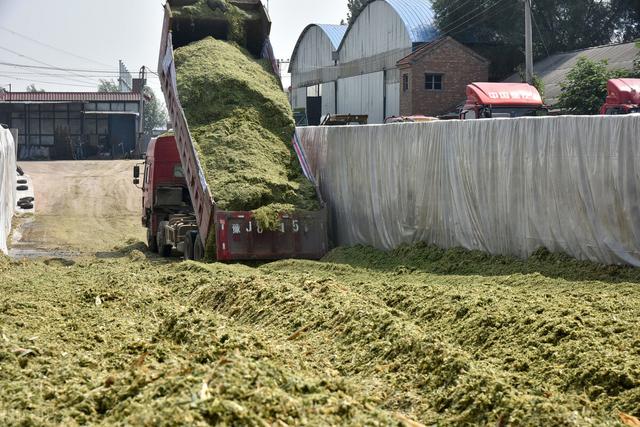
left=1, top=243, right=639, bottom=425
left=174, top=37, right=318, bottom=230
left=171, top=0, right=250, bottom=44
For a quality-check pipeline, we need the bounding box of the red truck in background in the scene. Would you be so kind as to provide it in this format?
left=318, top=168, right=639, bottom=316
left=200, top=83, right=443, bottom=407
left=601, top=78, right=640, bottom=115
left=460, top=82, right=547, bottom=119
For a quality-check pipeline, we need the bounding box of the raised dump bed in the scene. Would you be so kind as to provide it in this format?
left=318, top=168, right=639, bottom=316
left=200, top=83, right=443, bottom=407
left=151, top=2, right=327, bottom=261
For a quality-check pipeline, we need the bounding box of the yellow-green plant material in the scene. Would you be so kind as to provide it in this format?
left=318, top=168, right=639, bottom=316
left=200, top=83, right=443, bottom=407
left=174, top=37, right=318, bottom=231
left=171, top=0, right=251, bottom=44
left=1, top=242, right=639, bottom=425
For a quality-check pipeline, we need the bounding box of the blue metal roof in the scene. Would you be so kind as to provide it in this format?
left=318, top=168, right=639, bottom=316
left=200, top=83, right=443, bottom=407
left=316, top=24, right=349, bottom=49
left=385, top=0, right=439, bottom=43
left=336, top=0, right=439, bottom=52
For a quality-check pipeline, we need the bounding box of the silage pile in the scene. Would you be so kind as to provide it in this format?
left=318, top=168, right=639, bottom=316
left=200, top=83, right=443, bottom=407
left=173, top=25, right=318, bottom=229
left=1, top=243, right=639, bottom=425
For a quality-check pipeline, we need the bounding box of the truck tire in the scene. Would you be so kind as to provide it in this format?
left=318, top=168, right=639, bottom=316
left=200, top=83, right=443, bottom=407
left=193, top=233, right=205, bottom=261
left=184, top=230, right=197, bottom=261
left=157, top=227, right=172, bottom=257
left=16, top=185, right=28, bottom=191
left=147, top=228, right=158, bottom=253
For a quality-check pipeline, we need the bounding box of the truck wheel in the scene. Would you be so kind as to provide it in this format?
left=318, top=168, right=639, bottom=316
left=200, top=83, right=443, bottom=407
left=147, top=228, right=158, bottom=253
left=193, top=233, right=205, bottom=261
left=184, top=230, right=197, bottom=261
left=157, top=228, right=172, bottom=257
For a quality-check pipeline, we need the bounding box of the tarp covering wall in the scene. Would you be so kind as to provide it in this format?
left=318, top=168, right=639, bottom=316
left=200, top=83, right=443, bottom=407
left=297, top=115, right=640, bottom=266
left=0, top=128, right=16, bottom=254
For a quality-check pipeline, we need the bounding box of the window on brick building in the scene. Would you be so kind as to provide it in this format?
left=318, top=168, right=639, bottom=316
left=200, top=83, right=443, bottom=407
left=425, top=74, right=443, bottom=90
left=402, top=74, right=409, bottom=92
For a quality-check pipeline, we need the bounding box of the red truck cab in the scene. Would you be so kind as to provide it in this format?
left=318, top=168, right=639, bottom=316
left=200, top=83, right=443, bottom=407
left=601, top=78, right=640, bottom=115
left=135, top=133, right=197, bottom=256
left=460, top=82, right=546, bottom=119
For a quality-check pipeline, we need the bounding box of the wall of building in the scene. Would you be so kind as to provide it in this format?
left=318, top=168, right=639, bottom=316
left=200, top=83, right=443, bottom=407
left=290, top=0, right=440, bottom=124
left=338, top=72, right=385, bottom=123
left=336, top=1, right=413, bottom=123
left=400, top=39, right=489, bottom=116
left=0, top=101, right=140, bottom=160
left=290, top=25, right=336, bottom=88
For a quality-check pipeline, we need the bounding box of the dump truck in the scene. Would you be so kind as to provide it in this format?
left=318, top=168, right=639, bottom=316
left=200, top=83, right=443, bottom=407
left=601, top=78, right=640, bottom=115
left=136, top=1, right=328, bottom=261
left=460, top=82, right=547, bottom=119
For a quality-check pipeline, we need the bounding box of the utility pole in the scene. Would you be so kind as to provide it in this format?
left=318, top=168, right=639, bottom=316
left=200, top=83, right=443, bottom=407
left=524, top=0, right=533, bottom=84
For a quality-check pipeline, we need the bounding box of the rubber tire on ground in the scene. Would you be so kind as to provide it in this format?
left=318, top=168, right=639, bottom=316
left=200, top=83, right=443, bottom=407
left=16, top=185, right=28, bottom=191
left=157, top=228, right=172, bottom=258
left=18, top=203, right=33, bottom=210
left=184, top=230, right=197, bottom=261
left=147, top=228, right=158, bottom=253
left=17, top=179, right=27, bottom=184
left=193, top=233, right=205, bottom=261
left=19, top=196, right=34, bottom=202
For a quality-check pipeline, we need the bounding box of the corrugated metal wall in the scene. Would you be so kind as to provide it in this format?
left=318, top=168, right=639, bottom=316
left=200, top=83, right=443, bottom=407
left=291, top=87, right=307, bottom=110
left=290, top=26, right=335, bottom=89
left=385, top=69, right=400, bottom=118
left=338, top=72, right=384, bottom=123
left=338, top=1, right=412, bottom=64
left=321, top=82, right=336, bottom=116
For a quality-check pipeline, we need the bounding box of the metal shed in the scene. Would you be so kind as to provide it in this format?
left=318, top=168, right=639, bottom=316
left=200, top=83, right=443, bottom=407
left=0, top=92, right=144, bottom=160
left=289, top=24, right=347, bottom=124
left=289, top=0, right=439, bottom=124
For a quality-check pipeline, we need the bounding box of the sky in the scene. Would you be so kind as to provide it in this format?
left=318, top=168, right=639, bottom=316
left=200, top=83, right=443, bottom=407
left=0, top=0, right=348, bottom=96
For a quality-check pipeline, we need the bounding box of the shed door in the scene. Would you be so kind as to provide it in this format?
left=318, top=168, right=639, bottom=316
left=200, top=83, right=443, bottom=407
left=109, top=115, right=135, bottom=158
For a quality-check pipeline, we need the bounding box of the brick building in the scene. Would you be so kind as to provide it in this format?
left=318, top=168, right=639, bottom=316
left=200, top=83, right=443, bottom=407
left=397, top=37, right=489, bottom=117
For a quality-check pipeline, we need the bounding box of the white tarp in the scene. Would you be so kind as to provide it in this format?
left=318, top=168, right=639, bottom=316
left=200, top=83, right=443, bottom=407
left=297, top=115, right=640, bottom=266
left=0, top=128, right=16, bottom=254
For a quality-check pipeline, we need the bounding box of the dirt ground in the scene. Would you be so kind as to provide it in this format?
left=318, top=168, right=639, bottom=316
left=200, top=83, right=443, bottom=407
left=10, top=161, right=145, bottom=258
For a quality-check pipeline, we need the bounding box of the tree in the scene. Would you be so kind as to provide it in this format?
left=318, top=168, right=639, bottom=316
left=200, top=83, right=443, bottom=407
left=431, top=0, right=633, bottom=79
left=143, top=86, right=167, bottom=134
left=558, top=57, right=629, bottom=115
left=633, top=41, right=640, bottom=78
left=347, top=0, right=368, bottom=24
left=611, top=0, right=640, bottom=42
left=26, top=84, right=45, bottom=92
left=98, top=79, right=120, bottom=92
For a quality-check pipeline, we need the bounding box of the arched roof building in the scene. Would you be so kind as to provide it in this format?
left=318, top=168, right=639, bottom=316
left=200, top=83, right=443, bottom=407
left=289, top=24, right=348, bottom=120
left=290, top=0, right=440, bottom=123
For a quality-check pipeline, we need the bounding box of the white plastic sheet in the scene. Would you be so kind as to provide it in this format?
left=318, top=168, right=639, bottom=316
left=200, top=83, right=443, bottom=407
left=297, top=115, right=640, bottom=266
left=0, top=128, right=16, bottom=254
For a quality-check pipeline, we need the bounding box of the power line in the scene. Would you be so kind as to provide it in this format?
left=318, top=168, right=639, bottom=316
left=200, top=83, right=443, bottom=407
left=0, top=61, right=116, bottom=73
left=0, top=74, right=97, bottom=88
left=440, top=0, right=510, bottom=36
left=0, top=68, right=160, bottom=80
left=0, top=26, right=112, bottom=68
left=528, top=0, right=550, bottom=58
left=435, top=0, right=502, bottom=35
left=439, top=0, right=510, bottom=36
left=0, top=44, right=98, bottom=86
